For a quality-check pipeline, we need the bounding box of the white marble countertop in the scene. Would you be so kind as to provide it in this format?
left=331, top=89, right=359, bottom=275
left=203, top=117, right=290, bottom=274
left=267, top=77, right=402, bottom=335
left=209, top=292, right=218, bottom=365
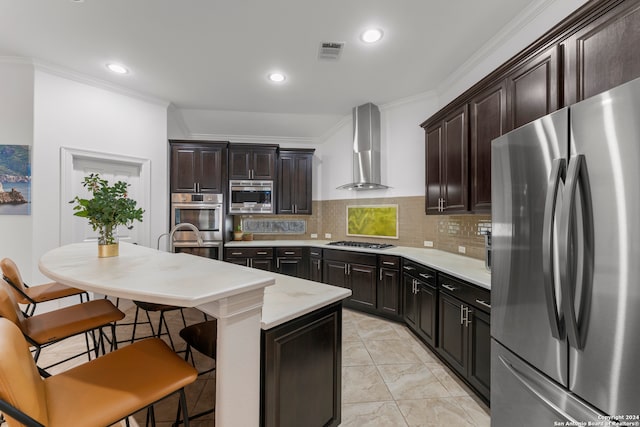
left=226, top=239, right=491, bottom=290
left=262, top=273, right=351, bottom=329
left=39, top=242, right=275, bottom=306
left=39, top=241, right=352, bottom=330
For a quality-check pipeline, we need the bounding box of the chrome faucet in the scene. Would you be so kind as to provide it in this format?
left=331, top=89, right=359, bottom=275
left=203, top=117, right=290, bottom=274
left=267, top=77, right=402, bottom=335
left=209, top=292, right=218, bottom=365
left=159, top=223, right=204, bottom=252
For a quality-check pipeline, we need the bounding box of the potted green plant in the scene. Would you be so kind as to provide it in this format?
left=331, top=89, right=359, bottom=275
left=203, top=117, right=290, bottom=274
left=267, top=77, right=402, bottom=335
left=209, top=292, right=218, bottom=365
left=233, top=224, right=244, bottom=241
left=70, top=173, right=144, bottom=257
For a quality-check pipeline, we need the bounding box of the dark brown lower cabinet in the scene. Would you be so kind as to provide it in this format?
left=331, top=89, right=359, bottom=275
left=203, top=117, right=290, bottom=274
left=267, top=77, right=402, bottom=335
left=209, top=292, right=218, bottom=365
left=224, top=247, right=274, bottom=271
left=402, top=260, right=437, bottom=348
left=437, top=275, right=491, bottom=404
left=261, top=302, right=342, bottom=427
left=323, top=249, right=377, bottom=311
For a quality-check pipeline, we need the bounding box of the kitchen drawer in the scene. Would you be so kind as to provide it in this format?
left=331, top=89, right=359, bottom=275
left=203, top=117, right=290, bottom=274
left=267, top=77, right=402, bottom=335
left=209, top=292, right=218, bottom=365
left=276, top=247, right=303, bottom=258
left=323, top=249, right=376, bottom=266
left=309, top=248, right=323, bottom=258
left=402, top=259, right=436, bottom=286
left=438, top=273, right=490, bottom=312
left=378, top=255, right=400, bottom=270
left=225, top=247, right=273, bottom=258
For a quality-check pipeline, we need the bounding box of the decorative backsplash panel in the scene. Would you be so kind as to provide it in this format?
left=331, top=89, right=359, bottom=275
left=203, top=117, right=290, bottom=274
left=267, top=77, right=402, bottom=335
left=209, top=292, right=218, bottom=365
left=242, top=219, right=306, bottom=234
left=346, top=204, right=398, bottom=239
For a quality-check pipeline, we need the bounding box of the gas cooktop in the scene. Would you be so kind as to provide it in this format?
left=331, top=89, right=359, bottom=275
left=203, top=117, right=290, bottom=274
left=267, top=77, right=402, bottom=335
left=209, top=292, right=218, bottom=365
left=327, top=241, right=395, bottom=250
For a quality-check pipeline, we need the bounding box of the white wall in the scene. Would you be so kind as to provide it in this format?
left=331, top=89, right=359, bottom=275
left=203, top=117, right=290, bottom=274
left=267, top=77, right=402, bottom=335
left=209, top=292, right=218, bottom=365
left=318, top=93, right=438, bottom=201
left=30, top=69, right=169, bottom=283
left=0, top=60, right=35, bottom=278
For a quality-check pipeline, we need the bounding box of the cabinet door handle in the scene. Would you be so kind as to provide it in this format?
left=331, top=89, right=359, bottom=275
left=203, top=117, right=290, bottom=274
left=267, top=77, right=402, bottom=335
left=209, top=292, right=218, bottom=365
left=419, top=273, right=433, bottom=280
left=249, top=259, right=253, bottom=268
left=380, top=269, right=383, bottom=281
left=466, top=309, right=473, bottom=327
left=277, top=258, right=280, bottom=269
left=317, top=261, right=321, bottom=271
left=442, top=284, right=457, bottom=292
left=344, top=264, right=348, bottom=275
left=475, top=299, right=491, bottom=309
left=460, top=305, right=466, bottom=325
left=193, top=183, right=197, bottom=192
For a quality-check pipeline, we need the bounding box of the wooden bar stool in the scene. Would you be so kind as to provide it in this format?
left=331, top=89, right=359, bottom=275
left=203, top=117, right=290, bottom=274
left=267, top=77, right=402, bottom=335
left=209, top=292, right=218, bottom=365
left=1, top=258, right=88, bottom=317
left=0, top=317, right=198, bottom=427
left=130, top=301, right=187, bottom=351
left=173, top=319, right=217, bottom=426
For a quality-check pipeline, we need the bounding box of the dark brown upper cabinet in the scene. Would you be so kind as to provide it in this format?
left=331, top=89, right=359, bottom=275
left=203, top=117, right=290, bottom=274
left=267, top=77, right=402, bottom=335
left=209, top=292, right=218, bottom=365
left=470, top=82, right=506, bottom=213
left=563, top=0, right=640, bottom=105
left=170, top=141, right=227, bottom=193
left=277, top=149, right=314, bottom=215
left=505, top=45, right=560, bottom=131
left=420, top=0, right=640, bottom=215
left=423, top=105, right=469, bottom=215
left=228, top=144, right=277, bottom=181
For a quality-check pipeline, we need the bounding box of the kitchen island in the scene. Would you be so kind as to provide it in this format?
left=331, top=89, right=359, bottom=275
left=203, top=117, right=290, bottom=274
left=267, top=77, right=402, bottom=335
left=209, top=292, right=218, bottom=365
left=39, top=242, right=350, bottom=427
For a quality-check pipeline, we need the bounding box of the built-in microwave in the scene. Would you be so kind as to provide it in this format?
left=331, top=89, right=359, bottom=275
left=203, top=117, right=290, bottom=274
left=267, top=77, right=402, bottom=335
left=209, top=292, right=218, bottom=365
left=229, top=180, right=273, bottom=214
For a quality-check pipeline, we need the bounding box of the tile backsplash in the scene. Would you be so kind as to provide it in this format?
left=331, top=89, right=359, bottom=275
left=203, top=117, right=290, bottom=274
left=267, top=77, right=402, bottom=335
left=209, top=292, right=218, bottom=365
left=234, top=196, right=491, bottom=261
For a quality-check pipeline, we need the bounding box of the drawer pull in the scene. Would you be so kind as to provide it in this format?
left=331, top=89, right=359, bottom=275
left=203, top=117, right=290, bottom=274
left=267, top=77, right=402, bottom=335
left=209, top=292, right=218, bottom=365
left=284, top=251, right=295, bottom=255
left=382, top=261, right=395, bottom=266
left=311, top=252, right=320, bottom=256
left=257, top=251, right=268, bottom=255
left=475, top=299, right=491, bottom=309
left=419, top=273, right=433, bottom=280
left=442, top=284, right=457, bottom=292
left=403, top=266, right=416, bottom=271
left=231, top=252, right=243, bottom=256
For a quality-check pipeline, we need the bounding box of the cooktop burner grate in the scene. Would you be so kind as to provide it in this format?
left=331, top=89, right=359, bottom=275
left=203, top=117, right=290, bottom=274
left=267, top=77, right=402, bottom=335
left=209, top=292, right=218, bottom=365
left=327, top=241, right=395, bottom=250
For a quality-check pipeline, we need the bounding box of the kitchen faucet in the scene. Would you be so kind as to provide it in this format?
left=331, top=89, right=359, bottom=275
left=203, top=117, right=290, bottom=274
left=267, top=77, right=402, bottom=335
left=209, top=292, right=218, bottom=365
left=157, top=223, right=204, bottom=252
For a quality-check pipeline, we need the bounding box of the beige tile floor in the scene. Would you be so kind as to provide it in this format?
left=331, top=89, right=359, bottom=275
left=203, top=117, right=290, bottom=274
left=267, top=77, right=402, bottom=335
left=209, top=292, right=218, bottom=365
left=2, top=304, right=490, bottom=426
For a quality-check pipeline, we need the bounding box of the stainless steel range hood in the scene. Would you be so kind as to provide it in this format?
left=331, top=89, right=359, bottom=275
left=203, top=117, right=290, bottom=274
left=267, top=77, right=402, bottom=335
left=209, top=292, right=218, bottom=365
left=337, top=102, right=390, bottom=190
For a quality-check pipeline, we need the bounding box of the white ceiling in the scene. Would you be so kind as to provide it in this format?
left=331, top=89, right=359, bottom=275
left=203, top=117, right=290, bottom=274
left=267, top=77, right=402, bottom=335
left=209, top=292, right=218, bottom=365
left=0, top=0, right=539, bottom=139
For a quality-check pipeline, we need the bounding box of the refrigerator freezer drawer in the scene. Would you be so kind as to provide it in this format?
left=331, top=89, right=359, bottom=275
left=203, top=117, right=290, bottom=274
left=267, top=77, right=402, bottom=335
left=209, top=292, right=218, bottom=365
left=492, top=339, right=604, bottom=427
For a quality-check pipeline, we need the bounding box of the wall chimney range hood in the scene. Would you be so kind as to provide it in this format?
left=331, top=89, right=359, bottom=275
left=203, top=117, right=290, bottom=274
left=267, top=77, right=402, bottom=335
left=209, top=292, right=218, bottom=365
left=337, top=102, right=390, bottom=190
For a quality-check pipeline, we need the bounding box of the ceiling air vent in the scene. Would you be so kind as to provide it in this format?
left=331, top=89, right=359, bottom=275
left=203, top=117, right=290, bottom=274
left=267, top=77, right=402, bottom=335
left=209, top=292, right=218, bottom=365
left=318, top=42, right=344, bottom=60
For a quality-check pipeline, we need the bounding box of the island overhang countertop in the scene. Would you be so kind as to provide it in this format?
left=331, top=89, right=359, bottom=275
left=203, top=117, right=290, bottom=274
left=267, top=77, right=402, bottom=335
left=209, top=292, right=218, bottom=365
left=38, top=241, right=351, bottom=329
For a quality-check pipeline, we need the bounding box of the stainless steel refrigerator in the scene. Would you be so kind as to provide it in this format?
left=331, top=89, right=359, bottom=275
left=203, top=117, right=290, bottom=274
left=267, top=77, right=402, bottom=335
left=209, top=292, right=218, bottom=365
left=491, top=77, right=640, bottom=425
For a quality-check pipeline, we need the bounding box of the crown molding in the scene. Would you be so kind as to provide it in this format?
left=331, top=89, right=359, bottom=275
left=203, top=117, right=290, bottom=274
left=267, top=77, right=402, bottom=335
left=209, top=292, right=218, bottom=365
left=187, top=133, right=318, bottom=145
left=0, top=56, right=170, bottom=107
left=379, top=90, right=438, bottom=111
left=436, top=0, right=557, bottom=97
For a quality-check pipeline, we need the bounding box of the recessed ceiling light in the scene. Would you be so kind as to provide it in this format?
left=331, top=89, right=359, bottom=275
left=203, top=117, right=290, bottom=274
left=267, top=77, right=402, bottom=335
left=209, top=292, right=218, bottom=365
left=268, top=72, right=286, bottom=83
left=106, top=63, right=129, bottom=74
left=361, top=28, right=383, bottom=43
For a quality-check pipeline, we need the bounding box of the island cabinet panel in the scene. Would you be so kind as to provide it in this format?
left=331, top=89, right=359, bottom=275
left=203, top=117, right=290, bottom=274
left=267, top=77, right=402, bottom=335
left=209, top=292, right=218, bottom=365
left=228, top=144, right=277, bottom=181
left=261, top=302, right=342, bottom=427
left=505, top=45, right=560, bottom=131
left=170, top=141, right=227, bottom=193
left=563, top=0, right=640, bottom=105
left=437, top=273, right=491, bottom=403
left=277, top=149, right=314, bottom=215
left=470, top=82, right=506, bottom=213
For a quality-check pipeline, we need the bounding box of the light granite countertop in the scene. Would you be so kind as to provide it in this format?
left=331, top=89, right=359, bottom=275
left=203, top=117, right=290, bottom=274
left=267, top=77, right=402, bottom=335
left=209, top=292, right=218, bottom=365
left=226, top=239, right=491, bottom=290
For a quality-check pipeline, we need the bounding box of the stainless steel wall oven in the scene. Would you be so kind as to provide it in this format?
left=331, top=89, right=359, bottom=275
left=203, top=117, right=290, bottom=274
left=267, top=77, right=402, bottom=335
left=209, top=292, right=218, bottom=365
left=170, top=193, right=224, bottom=259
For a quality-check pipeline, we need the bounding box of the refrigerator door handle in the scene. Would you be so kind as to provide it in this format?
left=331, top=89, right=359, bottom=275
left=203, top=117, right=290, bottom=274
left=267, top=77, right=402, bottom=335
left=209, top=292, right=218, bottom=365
left=558, top=154, right=594, bottom=351
left=542, top=158, right=566, bottom=339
